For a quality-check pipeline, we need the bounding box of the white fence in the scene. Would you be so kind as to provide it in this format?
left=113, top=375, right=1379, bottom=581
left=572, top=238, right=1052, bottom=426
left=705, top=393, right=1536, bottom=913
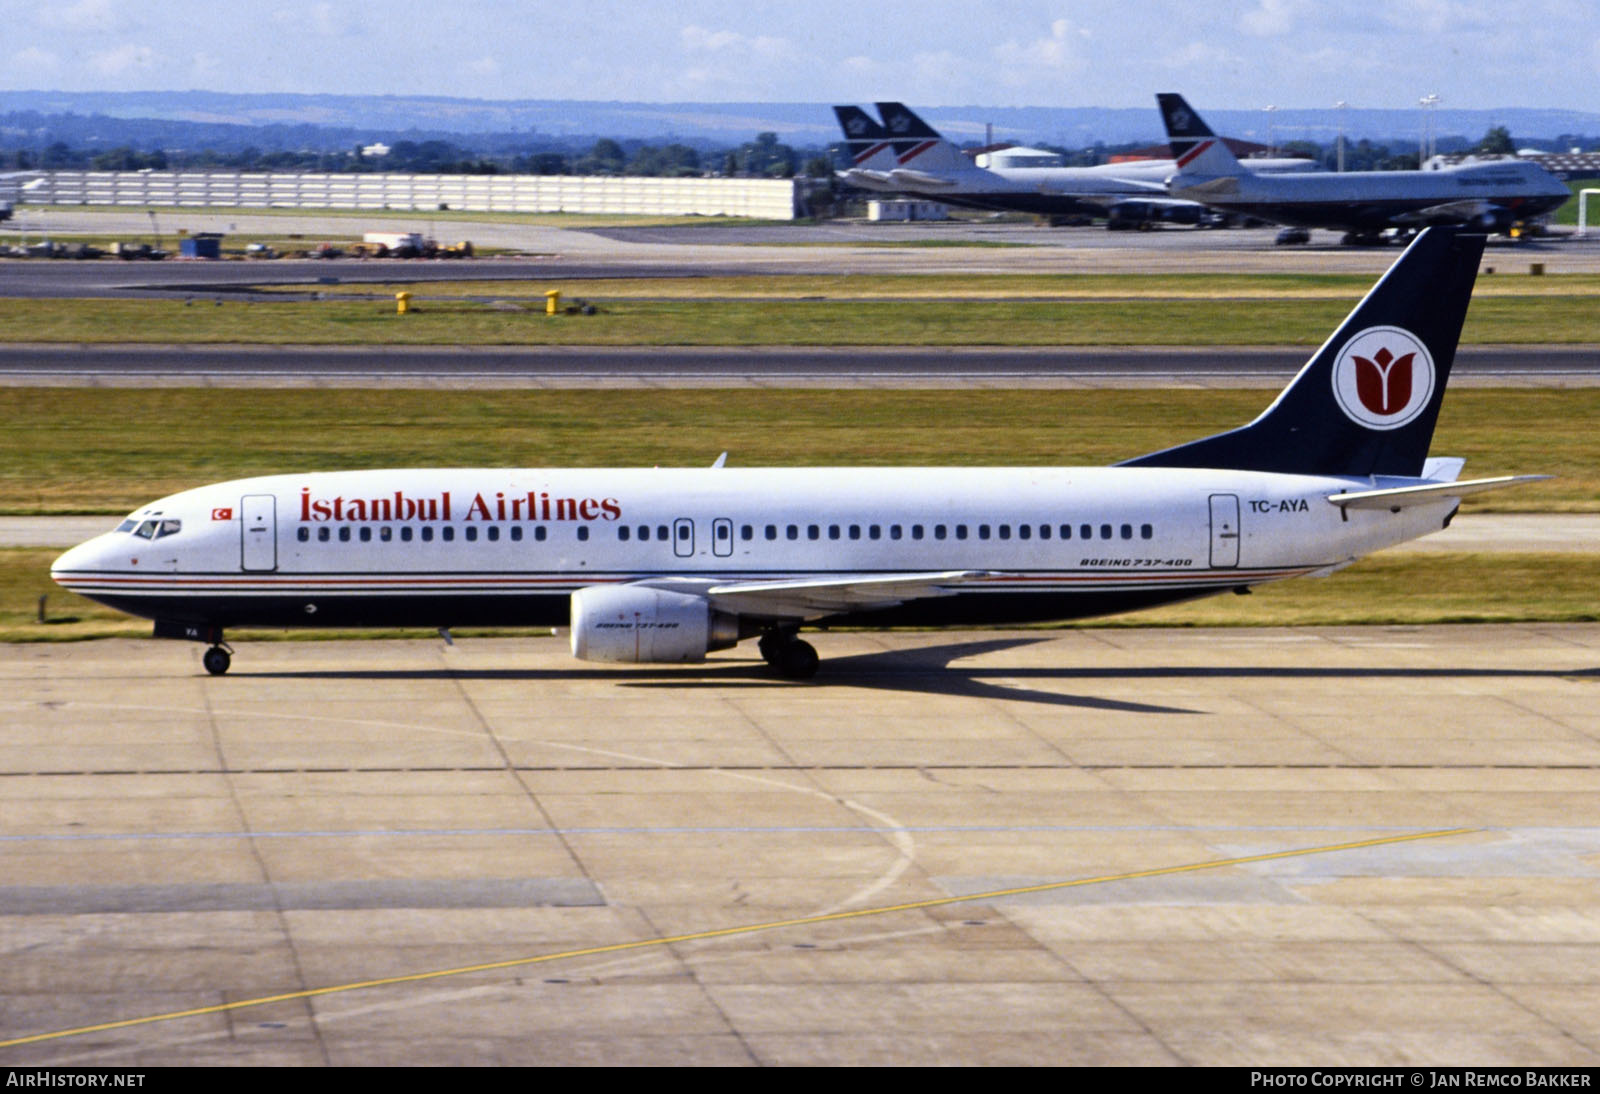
left=24, top=171, right=801, bottom=220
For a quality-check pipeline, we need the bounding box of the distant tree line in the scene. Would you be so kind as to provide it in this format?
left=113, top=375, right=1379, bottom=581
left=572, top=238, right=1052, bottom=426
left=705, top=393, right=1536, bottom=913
left=0, top=118, right=828, bottom=179
left=3, top=114, right=1591, bottom=181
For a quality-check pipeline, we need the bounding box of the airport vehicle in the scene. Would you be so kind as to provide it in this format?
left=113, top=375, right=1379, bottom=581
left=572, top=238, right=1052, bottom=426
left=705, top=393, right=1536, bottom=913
left=834, top=101, right=1312, bottom=227
left=1158, top=93, right=1570, bottom=240
left=52, top=228, right=1538, bottom=679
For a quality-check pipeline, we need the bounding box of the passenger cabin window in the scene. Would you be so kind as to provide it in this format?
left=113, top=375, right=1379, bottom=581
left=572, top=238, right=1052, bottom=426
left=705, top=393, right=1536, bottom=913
left=465, top=527, right=477, bottom=542
left=577, top=526, right=589, bottom=542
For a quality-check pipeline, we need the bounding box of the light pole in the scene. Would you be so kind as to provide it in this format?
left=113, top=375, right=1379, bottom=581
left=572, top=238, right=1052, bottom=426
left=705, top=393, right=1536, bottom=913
left=1419, top=93, right=1441, bottom=166
left=1334, top=100, right=1348, bottom=172
left=1263, top=104, right=1277, bottom=157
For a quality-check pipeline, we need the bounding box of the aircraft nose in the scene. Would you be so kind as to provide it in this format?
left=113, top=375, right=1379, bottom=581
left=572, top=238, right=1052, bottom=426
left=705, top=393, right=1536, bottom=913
left=51, top=534, right=116, bottom=584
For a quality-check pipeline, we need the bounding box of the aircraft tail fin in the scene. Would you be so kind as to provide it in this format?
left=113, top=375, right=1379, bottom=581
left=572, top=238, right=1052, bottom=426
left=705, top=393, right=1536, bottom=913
left=1121, top=226, right=1486, bottom=478
left=874, top=102, right=971, bottom=173
left=1157, top=93, right=1245, bottom=179
left=832, top=106, right=896, bottom=169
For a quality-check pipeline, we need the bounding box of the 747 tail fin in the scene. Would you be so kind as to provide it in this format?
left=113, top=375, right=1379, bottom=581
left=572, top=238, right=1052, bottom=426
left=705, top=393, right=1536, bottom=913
left=1157, top=93, right=1246, bottom=184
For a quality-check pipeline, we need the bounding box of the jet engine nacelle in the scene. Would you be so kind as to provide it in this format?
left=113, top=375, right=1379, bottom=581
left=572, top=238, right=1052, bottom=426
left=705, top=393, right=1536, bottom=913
left=569, top=585, right=741, bottom=664
left=1468, top=207, right=1514, bottom=234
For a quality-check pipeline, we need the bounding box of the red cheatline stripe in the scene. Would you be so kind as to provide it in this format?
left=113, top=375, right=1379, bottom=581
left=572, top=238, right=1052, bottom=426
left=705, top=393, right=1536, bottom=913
left=853, top=142, right=890, bottom=164
left=896, top=140, right=937, bottom=164
left=1175, top=140, right=1213, bottom=169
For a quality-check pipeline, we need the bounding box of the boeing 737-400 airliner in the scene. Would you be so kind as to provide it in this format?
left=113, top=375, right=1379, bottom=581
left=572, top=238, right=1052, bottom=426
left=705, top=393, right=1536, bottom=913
left=53, top=227, right=1539, bottom=678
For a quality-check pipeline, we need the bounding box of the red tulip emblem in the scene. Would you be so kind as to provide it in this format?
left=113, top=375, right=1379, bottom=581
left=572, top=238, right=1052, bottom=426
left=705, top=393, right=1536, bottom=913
left=1352, top=346, right=1414, bottom=416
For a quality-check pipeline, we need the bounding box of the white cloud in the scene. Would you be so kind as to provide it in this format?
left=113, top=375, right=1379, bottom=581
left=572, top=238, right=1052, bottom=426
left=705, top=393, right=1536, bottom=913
left=466, top=56, right=500, bottom=78
left=39, top=0, right=134, bottom=33
left=88, top=43, right=157, bottom=77
left=1160, top=41, right=1237, bottom=70
left=1239, top=0, right=1308, bottom=37
left=680, top=25, right=791, bottom=59
left=308, top=2, right=361, bottom=37
left=993, top=18, right=1089, bottom=72
left=11, top=46, right=61, bottom=74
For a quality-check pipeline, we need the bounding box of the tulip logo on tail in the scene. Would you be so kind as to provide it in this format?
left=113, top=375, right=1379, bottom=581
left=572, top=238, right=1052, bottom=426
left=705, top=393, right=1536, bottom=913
left=1331, top=326, right=1435, bottom=430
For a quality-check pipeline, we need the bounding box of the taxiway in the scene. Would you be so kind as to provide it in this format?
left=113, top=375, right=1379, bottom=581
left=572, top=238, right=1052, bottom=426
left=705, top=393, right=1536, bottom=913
left=1, top=627, right=1597, bottom=1065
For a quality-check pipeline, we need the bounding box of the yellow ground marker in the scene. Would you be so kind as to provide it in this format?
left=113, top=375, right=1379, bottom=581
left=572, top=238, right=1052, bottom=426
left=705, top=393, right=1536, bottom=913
left=0, top=827, right=1479, bottom=1049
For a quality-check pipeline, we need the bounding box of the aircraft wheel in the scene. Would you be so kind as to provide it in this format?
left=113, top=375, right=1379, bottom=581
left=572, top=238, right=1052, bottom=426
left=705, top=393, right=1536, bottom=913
left=757, top=632, right=782, bottom=666
left=775, top=638, right=819, bottom=680
left=203, top=646, right=231, bottom=676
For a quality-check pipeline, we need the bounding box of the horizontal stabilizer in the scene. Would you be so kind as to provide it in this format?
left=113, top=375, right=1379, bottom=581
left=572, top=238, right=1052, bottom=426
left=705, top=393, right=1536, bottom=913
left=1327, top=475, right=1549, bottom=510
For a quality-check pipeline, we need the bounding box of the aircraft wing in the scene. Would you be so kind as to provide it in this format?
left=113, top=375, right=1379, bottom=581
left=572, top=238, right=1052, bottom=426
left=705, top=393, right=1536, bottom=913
left=838, top=168, right=894, bottom=188
left=1326, top=475, right=1549, bottom=510
left=704, top=571, right=993, bottom=620
left=887, top=168, right=959, bottom=188
left=1391, top=200, right=1500, bottom=225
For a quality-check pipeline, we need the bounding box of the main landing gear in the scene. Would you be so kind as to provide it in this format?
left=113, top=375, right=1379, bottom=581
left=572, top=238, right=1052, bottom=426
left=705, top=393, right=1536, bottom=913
left=758, top=629, right=819, bottom=680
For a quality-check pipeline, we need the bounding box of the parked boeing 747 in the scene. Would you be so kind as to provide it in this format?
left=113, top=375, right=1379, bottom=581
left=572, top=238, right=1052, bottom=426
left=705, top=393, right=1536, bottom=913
left=834, top=101, right=1314, bottom=227
left=1158, top=93, right=1570, bottom=241
left=53, top=227, right=1539, bottom=678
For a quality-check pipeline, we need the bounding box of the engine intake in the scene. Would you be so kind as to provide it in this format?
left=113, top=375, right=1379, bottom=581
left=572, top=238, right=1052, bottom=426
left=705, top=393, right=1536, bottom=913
left=570, top=585, right=741, bottom=664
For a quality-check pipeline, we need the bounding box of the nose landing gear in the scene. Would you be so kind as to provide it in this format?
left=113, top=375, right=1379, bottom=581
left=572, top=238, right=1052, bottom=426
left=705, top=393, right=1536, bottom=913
left=202, top=645, right=232, bottom=676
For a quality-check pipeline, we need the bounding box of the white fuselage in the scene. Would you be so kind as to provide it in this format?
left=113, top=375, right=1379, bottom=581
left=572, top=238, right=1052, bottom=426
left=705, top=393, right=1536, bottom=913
left=52, top=465, right=1453, bottom=635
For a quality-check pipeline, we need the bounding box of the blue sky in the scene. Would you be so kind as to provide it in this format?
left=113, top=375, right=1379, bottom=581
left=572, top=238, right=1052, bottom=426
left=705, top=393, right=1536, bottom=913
left=3, top=0, right=1597, bottom=111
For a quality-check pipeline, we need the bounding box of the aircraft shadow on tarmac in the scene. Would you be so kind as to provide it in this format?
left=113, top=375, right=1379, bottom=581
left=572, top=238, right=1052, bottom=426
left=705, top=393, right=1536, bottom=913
left=242, top=634, right=1599, bottom=715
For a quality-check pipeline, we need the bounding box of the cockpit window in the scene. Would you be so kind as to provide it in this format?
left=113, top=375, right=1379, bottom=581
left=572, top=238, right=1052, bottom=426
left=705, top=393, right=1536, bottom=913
left=157, top=519, right=182, bottom=539
left=116, top=519, right=137, bottom=533
left=134, top=520, right=159, bottom=539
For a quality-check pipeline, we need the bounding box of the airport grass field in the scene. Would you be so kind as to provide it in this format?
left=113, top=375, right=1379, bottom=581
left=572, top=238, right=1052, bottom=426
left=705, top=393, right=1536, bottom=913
left=7, top=548, right=1595, bottom=642
left=3, top=272, right=1599, bottom=345
left=3, top=385, right=1595, bottom=639
left=2, top=387, right=1594, bottom=514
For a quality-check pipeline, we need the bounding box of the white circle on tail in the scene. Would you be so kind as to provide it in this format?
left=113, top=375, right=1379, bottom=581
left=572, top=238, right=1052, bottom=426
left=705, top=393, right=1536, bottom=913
left=1331, top=325, right=1435, bottom=431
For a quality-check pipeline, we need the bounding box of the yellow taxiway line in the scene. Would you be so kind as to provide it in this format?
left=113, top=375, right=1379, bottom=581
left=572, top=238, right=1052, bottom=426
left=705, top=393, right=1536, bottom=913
left=0, top=827, right=1480, bottom=1049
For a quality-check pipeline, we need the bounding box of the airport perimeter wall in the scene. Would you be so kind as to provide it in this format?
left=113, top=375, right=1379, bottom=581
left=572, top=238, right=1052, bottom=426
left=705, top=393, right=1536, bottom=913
left=23, top=171, right=801, bottom=219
